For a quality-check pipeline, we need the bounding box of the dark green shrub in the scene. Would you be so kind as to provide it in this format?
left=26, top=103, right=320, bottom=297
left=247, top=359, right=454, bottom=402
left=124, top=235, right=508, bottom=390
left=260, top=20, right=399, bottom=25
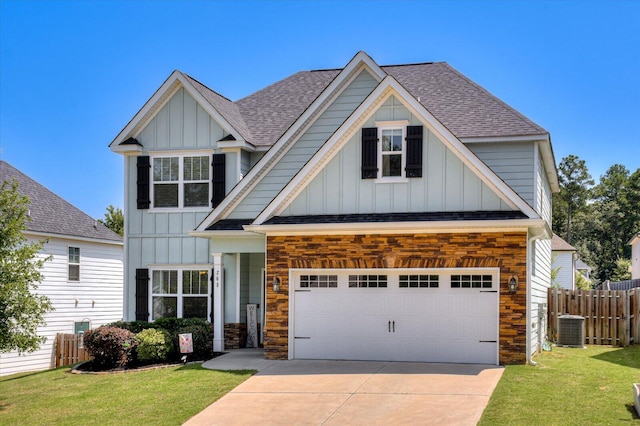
left=109, top=320, right=155, bottom=334
left=177, top=321, right=213, bottom=360
left=135, top=328, right=172, bottom=363
left=83, top=326, right=137, bottom=369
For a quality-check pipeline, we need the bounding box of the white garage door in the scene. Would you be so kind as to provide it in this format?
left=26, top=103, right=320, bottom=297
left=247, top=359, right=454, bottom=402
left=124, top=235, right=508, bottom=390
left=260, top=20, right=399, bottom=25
left=291, top=269, right=499, bottom=365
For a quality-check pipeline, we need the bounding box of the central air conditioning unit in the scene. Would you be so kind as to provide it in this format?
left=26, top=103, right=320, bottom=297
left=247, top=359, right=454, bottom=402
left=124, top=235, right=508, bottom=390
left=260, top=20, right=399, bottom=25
left=557, top=315, right=585, bottom=348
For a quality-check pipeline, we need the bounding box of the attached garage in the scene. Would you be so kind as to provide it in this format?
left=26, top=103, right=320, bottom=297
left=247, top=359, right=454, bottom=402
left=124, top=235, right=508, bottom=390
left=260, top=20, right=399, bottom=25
left=290, top=269, right=499, bottom=365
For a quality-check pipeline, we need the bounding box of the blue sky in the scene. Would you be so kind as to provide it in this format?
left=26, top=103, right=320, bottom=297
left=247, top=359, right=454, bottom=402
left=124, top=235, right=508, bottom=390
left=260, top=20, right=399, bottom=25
left=1, top=0, right=638, bottom=219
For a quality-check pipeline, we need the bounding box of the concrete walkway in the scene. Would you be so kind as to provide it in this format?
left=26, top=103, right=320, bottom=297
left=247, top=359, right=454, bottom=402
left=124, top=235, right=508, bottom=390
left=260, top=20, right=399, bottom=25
left=186, top=349, right=504, bottom=425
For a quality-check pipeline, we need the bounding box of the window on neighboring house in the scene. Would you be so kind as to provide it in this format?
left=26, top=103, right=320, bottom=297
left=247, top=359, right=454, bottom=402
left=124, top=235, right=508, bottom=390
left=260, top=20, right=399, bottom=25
left=151, top=269, right=209, bottom=320
left=68, top=247, right=80, bottom=281
left=379, top=127, right=404, bottom=178
left=152, top=155, right=210, bottom=208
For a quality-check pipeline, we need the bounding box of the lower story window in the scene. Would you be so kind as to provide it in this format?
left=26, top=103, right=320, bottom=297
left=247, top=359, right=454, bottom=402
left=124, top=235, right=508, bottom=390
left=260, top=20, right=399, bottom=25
left=151, top=269, right=209, bottom=320
left=348, top=275, right=388, bottom=288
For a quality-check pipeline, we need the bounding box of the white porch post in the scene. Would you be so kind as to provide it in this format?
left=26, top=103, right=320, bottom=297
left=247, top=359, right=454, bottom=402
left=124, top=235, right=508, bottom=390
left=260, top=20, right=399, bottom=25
left=212, top=253, right=224, bottom=352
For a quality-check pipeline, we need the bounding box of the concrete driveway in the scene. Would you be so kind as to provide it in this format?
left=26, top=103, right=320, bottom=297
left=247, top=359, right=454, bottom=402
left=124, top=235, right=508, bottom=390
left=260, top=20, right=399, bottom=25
left=184, top=350, right=503, bottom=426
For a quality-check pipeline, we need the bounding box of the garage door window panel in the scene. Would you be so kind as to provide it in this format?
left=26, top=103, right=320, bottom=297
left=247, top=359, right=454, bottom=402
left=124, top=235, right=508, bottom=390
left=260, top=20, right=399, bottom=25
left=451, top=274, right=493, bottom=288
left=348, top=275, right=387, bottom=288
left=399, top=274, right=439, bottom=288
left=300, top=275, right=338, bottom=288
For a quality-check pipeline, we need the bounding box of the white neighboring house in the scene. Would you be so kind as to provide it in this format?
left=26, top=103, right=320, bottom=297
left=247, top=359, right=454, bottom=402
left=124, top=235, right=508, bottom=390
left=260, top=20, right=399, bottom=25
left=551, top=234, right=577, bottom=289
left=0, top=161, right=123, bottom=376
left=631, top=233, right=640, bottom=280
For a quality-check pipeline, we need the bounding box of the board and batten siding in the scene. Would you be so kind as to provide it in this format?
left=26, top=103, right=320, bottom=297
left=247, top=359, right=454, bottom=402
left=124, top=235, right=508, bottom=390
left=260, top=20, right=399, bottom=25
left=226, top=69, right=379, bottom=219
left=0, top=236, right=123, bottom=376
left=282, top=95, right=511, bottom=216
left=123, top=86, right=238, bottom=320
left=467, top=142, right=535, bottom=207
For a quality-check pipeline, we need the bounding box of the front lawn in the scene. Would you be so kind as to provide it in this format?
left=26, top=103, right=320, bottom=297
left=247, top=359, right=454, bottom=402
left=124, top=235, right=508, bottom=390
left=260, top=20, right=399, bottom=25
left=479, top=345, right=640, bottom=425
left=0, top=363, right=254, bottom=425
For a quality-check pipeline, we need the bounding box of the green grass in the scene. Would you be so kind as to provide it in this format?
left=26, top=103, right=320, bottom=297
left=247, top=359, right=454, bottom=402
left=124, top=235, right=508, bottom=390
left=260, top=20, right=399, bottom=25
left=0, top=363, right=254, bottom=425
left=479, top=345, right=640, bottom=425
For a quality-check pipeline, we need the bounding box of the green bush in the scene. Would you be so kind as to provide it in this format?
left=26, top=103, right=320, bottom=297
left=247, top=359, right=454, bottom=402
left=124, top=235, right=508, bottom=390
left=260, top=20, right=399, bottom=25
left=109, top=320, right=155, bottom=334
left=83, top=326, right=137, bottom=369
left=135, top=328, right=172, bottom=363
left=177, top=321, right=213, bottom=361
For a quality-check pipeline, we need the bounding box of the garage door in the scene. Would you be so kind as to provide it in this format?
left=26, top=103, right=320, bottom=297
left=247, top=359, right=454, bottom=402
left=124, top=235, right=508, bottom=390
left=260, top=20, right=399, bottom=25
left=291, top=269, right=499, bottom=365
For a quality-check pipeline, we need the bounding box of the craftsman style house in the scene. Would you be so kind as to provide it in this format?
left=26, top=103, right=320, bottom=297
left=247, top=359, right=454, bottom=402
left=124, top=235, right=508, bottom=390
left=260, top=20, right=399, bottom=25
left=109, top=52, right=558, bottom=365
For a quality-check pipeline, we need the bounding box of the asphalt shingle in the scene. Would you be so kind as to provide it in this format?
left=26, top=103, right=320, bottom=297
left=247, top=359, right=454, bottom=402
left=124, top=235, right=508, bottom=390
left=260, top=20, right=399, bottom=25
left=0, top=161, right=122, bottom=242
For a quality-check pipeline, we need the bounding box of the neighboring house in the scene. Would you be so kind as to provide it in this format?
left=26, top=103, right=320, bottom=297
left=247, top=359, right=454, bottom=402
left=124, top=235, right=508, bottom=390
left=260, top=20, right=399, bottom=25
left=575, top=259, right=592, bottom=280
left=0, top=161, right=123, bottom=376
left=551, top=234, right=577, bottom=289
left=631, top=233, right=640, bottom=280
left=109, top=51, right=558, bottom=365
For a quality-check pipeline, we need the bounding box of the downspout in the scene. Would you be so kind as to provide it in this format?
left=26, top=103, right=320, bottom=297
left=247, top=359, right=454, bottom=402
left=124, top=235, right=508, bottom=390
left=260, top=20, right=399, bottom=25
left=527, top=230, right=545, bottom=366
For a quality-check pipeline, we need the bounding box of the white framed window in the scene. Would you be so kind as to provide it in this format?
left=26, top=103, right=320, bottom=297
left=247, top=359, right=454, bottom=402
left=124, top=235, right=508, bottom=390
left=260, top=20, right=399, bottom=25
left=151, top=268, right=210, bottom=320
left=152, top=154, right=210, bottom=209
left=68, top=247, right=80, bottom=281
left=378, top=126, right=405, bottom=178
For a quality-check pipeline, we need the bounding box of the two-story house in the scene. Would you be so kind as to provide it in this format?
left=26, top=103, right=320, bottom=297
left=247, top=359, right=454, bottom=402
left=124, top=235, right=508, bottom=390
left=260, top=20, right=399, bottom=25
left=0, top=161, right=123, bottom=376
left=109, top=52, right=558, bottom=365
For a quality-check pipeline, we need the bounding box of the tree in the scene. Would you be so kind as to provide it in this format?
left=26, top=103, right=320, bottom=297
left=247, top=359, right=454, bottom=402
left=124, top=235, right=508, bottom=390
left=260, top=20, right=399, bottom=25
left=610, top=258, right=631, bottom=282
left=0, top=179, right=53, bottom=353
left=99, top=205, right=124, bottom=236
left=554, top=155, right=594, bottom=244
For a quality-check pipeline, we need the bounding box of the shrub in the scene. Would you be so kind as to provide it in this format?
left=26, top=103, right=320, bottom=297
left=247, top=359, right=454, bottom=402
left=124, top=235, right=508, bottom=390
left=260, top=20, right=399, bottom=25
left=83, top=326, right=137, bottom=369
left=109, top=320, right=155, bottom=334
left=135, top=328, right=172, bottom=363
left=177, top=320, right=213, bottom=360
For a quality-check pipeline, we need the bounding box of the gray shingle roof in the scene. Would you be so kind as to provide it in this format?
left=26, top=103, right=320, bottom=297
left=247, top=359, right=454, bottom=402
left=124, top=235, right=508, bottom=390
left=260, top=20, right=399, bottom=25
left=0, top=161, right=122, bottom=242
left=182, top=73, right=253, bottom=142
left=235, top=70, right=341, bottom=146
left=174, top=60, right=548, bottom=148
left=382, top=63, right=548, bottom=138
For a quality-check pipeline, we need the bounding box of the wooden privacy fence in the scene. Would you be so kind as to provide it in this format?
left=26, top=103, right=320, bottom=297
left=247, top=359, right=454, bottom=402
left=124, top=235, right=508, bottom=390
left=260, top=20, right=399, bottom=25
left=548, top=288, right=640, bottom=346
left=54, top=333, right=92, bottom=367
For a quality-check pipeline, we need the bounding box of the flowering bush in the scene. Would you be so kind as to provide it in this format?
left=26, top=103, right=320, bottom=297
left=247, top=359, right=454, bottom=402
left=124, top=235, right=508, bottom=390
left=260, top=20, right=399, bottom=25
left=83, top=326, right=137, bottom=369
left=135, top=328, right=171, bottom=363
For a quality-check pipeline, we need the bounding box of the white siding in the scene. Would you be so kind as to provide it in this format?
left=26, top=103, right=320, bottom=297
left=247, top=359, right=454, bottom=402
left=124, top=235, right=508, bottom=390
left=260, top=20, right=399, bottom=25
left=283, top=96, right=511, bottom=216
left=631, top=239, right=640, bottom=280
left=0, top=236, right=123, bottom=376
left=467, top=142, right=535, bottom=206
left=552, top=251, right=575, bottom=290
left=530, top=237, right=551, bottom=356
left=227, top=70, right=378, bottom=219
left=536, top=146, right=552, bottom=224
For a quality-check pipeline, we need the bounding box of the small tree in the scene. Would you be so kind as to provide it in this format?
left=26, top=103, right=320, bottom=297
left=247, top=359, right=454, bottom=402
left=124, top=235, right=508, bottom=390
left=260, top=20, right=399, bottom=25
left=99, top=205, right=124, bottom=236
left=0, top=180, right=53, bottom=353
left=610, top=258, right=631, bottom=282
left=574, top=271, right=592, bottom=290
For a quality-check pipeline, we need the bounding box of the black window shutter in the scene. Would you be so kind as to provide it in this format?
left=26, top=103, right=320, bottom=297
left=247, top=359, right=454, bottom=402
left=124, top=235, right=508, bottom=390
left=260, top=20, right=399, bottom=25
left=136, top=156, right=151, bottom=209
left=211, top=154, right=226, bottom=208
left=361, top=127, right=378, bottom=179
left=405, top=125, right=423, bottom=178
left=135, top=268, right=150, bottom=322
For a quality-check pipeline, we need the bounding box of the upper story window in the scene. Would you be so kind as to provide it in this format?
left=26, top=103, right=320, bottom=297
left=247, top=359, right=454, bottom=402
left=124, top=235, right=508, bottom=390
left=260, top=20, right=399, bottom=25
left=152, top=155, right=210, bottom=208
left=68, top=247, right=80, bottom=281
left=361, top=124, right=422, bottom=181
left=379, top=127, right=405, bottom=178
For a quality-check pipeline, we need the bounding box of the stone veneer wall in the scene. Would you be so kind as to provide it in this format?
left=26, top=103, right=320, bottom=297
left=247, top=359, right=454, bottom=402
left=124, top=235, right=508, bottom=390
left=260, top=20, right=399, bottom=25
left=264, top=232, right=528, bottom=364
left=224, top=323, right=247, bottom=349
